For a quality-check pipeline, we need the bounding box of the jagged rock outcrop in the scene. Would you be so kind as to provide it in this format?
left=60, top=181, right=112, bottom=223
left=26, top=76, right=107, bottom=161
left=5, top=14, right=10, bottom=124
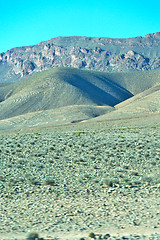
left=1, top=32, right=160, bottom=82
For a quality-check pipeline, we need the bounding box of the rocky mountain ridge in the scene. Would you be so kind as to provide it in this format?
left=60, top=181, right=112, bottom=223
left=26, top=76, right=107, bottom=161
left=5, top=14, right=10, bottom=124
left=1, top=32, right=160, bottom=82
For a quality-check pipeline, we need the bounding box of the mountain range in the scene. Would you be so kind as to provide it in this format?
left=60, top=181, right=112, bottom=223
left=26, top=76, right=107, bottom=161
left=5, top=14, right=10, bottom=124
left=1, top=32, right=160, bottom=83
left=0, top=33, right=160, bottom=130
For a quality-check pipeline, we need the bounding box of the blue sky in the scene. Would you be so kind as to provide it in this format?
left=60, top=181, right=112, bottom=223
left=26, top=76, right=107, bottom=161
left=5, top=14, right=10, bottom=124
left=0, top=0, right=160, bottom=53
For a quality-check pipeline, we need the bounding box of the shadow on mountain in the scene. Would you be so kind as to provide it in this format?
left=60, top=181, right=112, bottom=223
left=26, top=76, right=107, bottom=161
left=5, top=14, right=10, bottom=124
left=64, top=74, right=127, bottom=106
left=0, top=67, right=133, bottom=120
left=0, top=67, right=160, bottom=130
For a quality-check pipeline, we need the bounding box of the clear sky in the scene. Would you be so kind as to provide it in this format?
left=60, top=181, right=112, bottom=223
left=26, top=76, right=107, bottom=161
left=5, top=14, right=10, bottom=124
left=0, top=0, right=160, bottom=53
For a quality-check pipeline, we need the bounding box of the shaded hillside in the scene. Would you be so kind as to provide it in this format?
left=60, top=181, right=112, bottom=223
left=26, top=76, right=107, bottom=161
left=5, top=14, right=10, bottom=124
left=103, top=69, right=160, bottom=95
left=0, top=82, right=17, bottom=102
left=115, top=83, right=160, bottom=109
left=87, top=83, right=160, bottom=122
left=0, top=67, right=160, bottom=128
left=1, top=32, right=160, bottom=82
left=115, top=85, right=160, bottom=115
left=0, top=67, right=134, bottom=120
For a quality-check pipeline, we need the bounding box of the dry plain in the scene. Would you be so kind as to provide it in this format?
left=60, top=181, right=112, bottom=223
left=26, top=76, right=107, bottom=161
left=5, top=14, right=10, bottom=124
left=0, top=113, right=160, bottom=240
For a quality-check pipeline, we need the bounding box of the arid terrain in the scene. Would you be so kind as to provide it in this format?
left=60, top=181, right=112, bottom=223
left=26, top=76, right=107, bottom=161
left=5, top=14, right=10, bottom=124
left=0, top=114, right=160, bottom=240
left=0, top=33, right=160, bottom=240
left=0, top=67, right=160, bottom=131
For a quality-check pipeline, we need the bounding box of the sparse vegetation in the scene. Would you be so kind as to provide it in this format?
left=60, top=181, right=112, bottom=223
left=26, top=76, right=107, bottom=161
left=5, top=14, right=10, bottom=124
left=0, top=118, right=160, bottom=238
left=26, top=232, right=39, bottom=240
left=77, top=130, right=86, bottom=136
left=89, top=232, right=96, bottom=238
left=102, top=176, right=119, bottom=187
left=44, top=177, right=55, bottom=186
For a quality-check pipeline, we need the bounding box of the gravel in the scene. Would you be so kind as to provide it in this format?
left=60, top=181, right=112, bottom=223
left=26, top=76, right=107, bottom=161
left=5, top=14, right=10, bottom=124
left=0, top=122, right=160, bottom=240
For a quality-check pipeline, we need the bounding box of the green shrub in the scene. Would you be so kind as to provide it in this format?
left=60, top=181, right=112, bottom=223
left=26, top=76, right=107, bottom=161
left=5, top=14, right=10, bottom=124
left=102, top=176, right=119, bottom=187
left=89, top=232, right=96, bottom=238
left=77, top=130, right=86, bottom=136
left=26, top=232, right=39, bottom=240
left=44, top=177, right=55, bottom=186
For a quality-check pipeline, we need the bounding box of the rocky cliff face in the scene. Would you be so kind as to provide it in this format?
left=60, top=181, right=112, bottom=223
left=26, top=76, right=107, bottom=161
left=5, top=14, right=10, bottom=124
left=1, top=32, right=160, bottom=82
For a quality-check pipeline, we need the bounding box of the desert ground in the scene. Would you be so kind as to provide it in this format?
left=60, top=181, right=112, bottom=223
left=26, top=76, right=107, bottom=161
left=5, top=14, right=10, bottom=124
left=0, top=113, right=160, bottom=240
left=1, top=33, right=160, bottom=240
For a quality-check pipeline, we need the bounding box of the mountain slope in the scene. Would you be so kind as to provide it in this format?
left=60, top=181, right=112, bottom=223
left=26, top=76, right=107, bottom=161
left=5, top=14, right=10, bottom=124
left=115, top=84, right=160, bottom=115
left=86, top=83, right=160, bottom=122
left=0, top=67, right=160, bottom=126
left=0, top=105, right=113, bottom=131
left=0, top=67, right=134, bottom=120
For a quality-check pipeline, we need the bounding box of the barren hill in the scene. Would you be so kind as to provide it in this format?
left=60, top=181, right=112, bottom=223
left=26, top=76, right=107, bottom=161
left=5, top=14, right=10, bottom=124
left=85, top=83, right=160, bottom=122
left=0, top=68, right=133, bottom=120
left=1, top=32, right=160, bottom=82
left=0, top=67, right=160, bottom=130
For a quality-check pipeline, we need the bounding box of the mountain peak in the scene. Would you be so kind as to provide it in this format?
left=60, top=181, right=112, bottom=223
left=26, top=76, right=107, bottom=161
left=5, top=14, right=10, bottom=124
left=145, top=32, right=160, bottom=38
